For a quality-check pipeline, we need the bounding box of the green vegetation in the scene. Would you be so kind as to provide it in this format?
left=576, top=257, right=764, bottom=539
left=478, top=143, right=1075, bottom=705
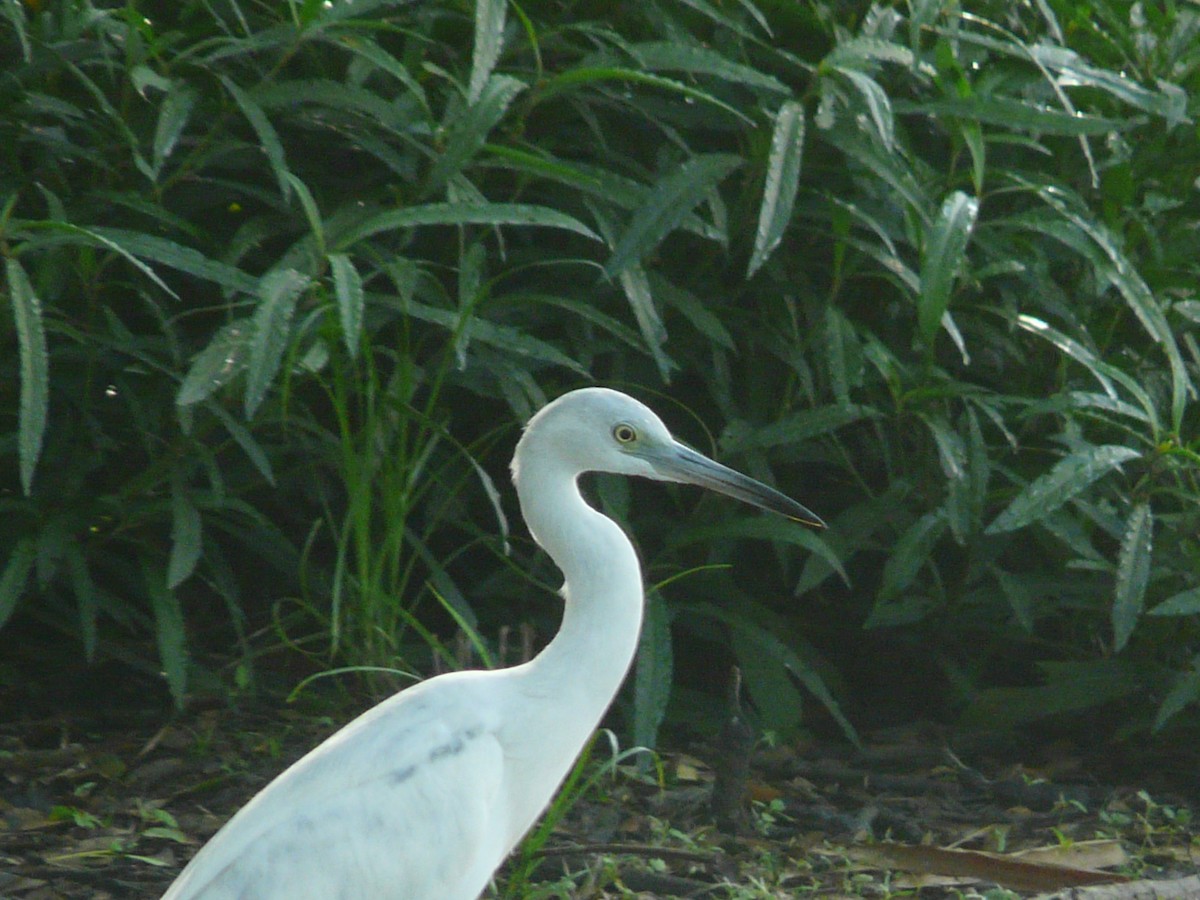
left=2, top=0, right=1198, bottom=743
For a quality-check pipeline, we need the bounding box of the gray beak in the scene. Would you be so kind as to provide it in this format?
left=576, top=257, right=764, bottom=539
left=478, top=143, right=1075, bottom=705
left=649, top=442, right=825, bottom=528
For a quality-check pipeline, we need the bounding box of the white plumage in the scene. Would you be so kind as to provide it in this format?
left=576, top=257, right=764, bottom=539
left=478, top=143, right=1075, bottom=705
left=161, top=387, right=822, bottom=900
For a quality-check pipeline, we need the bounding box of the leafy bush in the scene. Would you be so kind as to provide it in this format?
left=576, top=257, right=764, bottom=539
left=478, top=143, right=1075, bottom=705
left=2, top=0, right=1198, bottom=741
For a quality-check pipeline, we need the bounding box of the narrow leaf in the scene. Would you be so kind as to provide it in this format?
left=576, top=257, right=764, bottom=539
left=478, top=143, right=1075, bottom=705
left=633, top=590, right=673, bottom=751
left=329, top=253, right=364, bottom=355
left=617, top=263, right=673, bottom=382
left=146, top=567, right=188, bottom=707
left=220, top=75, right=291, bottom=200
left=88, top=227, right=256, bottom=293
left=152, top=82, right=197, bottom=177
left=168, top=479, right=204, bottom=589
left=919, top=191, right=978, bottom=346
left=538, top=68, right=754, bottom=125
left=178, top=321, right=252, bottom=407
left=0, top=539, right=36, bottom=630
left=1154, top=655, right=1200, bottom=731
left=896, top=96, right=1124, bottom=135
left=986, top=445, right=1140, bottom=534
left=244, top=269, right=310, bottom=418
left=879, top=512, right=947, bottom=601
left=65, top=544, right=98, bottom=661
left=337, top=202, right=599, bottom=248
left=468, top=0, right=507, bottom=103
left=1148, top=587, right=1200, bottom=617
left=7, top=259, right=49, bottom=495
left=749, top=101, right=805, bottom=277
left=1112, top=503, right=1152, bottom=652
left=428, top=75, right=526, bottom=195
left=604, top=154, right=742, bottom=278
left=629, top=41, right=788, bottom=95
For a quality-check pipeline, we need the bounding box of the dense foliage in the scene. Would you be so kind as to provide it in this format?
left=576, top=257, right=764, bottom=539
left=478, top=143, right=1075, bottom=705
left=2, top=0, right=1198, bottom=745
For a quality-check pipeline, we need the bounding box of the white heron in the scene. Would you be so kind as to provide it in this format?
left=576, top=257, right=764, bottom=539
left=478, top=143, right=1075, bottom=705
left=160, top=387, right=823, bottom=900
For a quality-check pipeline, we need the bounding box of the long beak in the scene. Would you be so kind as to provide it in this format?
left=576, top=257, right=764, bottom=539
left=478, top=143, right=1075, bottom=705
left=649, top=442, right=825, bottom=528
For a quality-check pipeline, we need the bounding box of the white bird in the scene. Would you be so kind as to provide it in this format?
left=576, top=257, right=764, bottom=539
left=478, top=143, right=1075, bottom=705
left=160, top=387, right=823, bottom=900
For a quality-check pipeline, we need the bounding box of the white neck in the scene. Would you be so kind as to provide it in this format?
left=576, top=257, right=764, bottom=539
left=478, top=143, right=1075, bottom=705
left=500, top=460, right=644, bottom=835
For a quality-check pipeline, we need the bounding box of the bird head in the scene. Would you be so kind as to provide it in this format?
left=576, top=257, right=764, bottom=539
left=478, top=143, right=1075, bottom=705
left=513, top=388, right=823, bottom=527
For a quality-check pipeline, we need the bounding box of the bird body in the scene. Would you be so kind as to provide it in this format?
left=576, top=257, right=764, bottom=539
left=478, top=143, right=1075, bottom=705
left=161, top=388, right=822, bottom=899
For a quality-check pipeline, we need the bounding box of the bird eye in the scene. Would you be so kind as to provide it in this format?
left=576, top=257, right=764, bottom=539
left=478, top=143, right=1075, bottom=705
left=612, top=423, right=637, bottom=444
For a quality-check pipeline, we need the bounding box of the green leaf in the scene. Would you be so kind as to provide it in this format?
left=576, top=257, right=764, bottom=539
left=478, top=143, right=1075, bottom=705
left=832, top=66, right=895, bottom=150
left=698, top=601, right=858, bottom=746
left=168, top=479, right=203, bottom=590
left=616, top=263, right=673, bottom=382
left=428, top=74, right=526, bottom=195
left=966, top=659, right=1146, bottom=728
left=1154, top=655, right=1200, bottom=731
left=0, top=539, right=36, bottom=631
left=895, top=96, right=1125, bottom=135
left=604, top=154, right=742, bottom=278
left=88, top=227, right=257, bottom=293
left=146, top=566, right=188, bottom=708
left=220, top=75, right=291, bottom=200
left=628, top=41, right=788, bottom=94
left=1038, top=188, right=1191, bottom=432
left=329, top=253, right=364, bottom=356
left=177, top=321, right=251, bottom=407
left=378, top=295, right=589, bottom=375
left=538, top=68, right=754, bottom=124
left=879, top=512, right=947, bottom=601
left=64, top=544, right=97, bottom=661
left=6, top=259, right=48, bottom=496
left=1147, top=587, right=1200, bottom=617
left=749, top=101, right=805, bottom=278
left=919, top=191, right=978, bottom=346
left=1112, top=502, right=1152, bottom=652
left=986, top=445, right=1140, bottom=534
left=151, top=82, right=197, bottom=177
left=672, top=517, right=846, bottom=587
left=723, top=404, right=878, bottom=451
left=244, top=269, right=310, bottom=418
left=337, top=202, right=600, bottom=248
left=468, top=0, right=508, bottom=103
left=632, top=590, right=673, bottom=751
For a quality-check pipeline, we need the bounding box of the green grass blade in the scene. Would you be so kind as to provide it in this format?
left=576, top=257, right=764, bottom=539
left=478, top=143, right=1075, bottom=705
left=986, top=445, right=1141, bottom=534
left=749, top=100, right=805, bottom=278
left=6, top=259, right=49, bottom=496
left=1112, top=502, right=1152, bottom=652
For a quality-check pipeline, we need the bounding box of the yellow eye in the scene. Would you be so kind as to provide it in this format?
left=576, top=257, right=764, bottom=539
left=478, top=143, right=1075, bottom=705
left=613, top=423, right=637, bottom=444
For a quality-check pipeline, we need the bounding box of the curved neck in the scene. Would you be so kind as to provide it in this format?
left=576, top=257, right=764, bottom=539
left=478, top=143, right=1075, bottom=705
left=513, top=462, right=645, bottom=740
